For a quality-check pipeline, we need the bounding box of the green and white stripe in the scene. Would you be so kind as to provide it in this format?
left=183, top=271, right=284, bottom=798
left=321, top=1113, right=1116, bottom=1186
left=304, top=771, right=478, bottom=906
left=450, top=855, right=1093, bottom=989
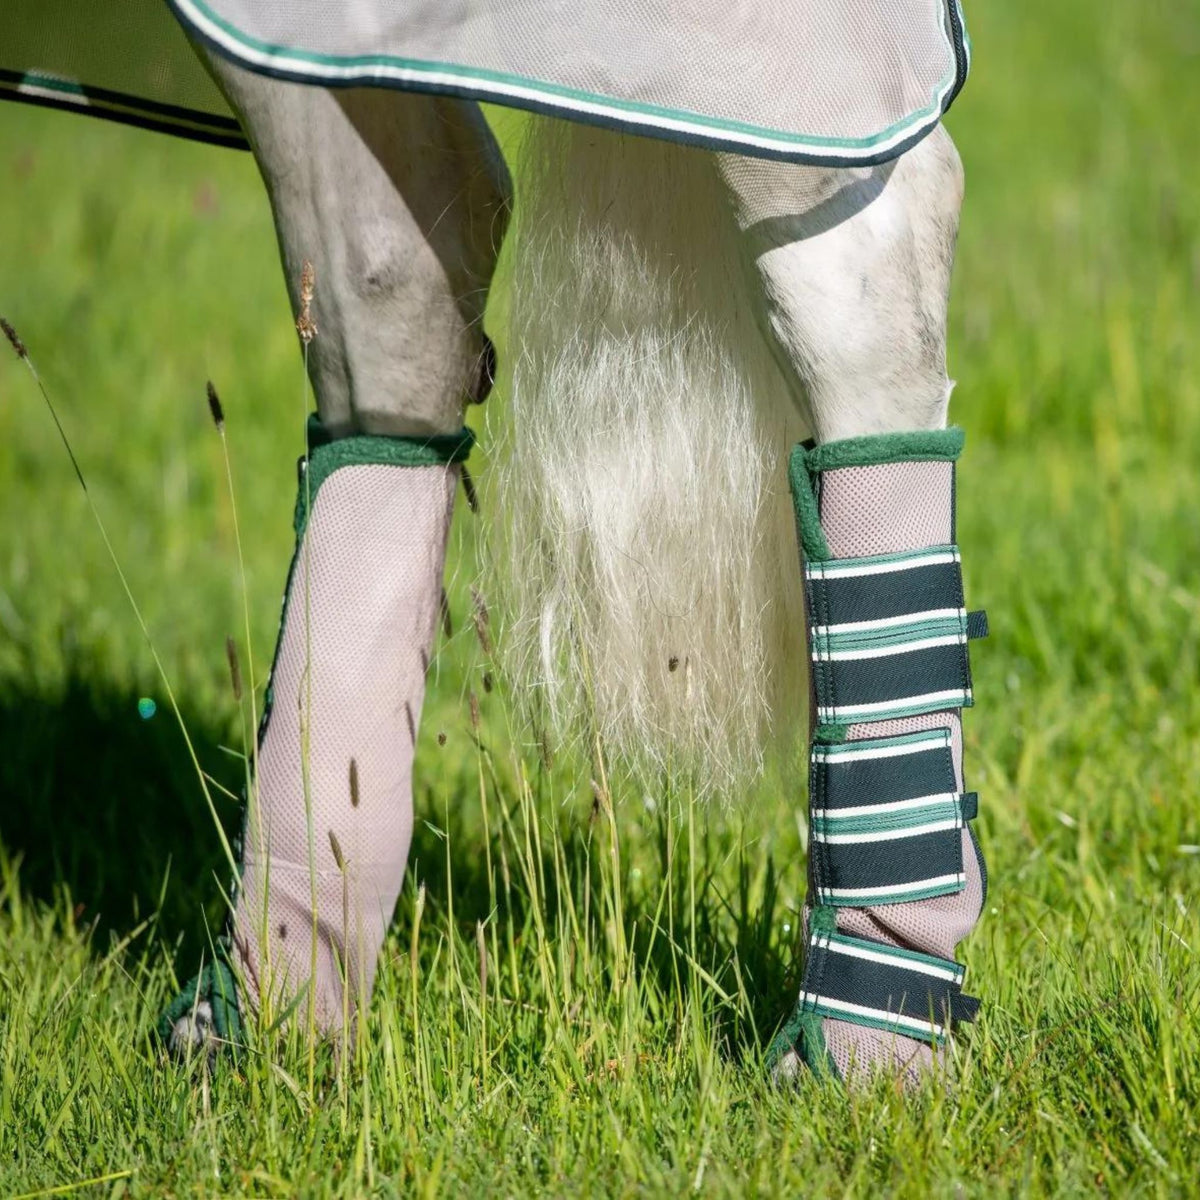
left=807, top=545, right=961, bottom=582
left=815, top=689, right=972, bottom=725
left=812, top=792, right=965, bottom=842
left=812, top=728, right=951, bottom=764
left=809, top=728, right=970, bottom=905
left=170, top=0, right=967, bottom=164
left=810, top=607, right=968, bottom=661
left=799, top=932, right=968, bottom=1044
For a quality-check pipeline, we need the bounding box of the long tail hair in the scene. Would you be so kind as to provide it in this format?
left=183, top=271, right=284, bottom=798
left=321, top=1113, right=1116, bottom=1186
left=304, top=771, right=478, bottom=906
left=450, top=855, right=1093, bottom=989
left=484, top=120, right=808, bottom=796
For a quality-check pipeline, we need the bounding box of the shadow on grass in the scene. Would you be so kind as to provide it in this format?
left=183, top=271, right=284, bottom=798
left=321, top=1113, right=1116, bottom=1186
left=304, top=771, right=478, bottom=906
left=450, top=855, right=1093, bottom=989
left=0, top=669, right=795, bottom=1058
left=0, top=669, right=243, bottom=961
left=402, top=769, right=799, bottom=1064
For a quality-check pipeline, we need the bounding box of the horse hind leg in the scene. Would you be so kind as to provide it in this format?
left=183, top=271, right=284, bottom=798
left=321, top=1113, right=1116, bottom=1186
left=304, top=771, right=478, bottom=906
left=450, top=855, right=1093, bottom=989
left=720, top=130, right=988, bottom=1086
left=161, top=48, right=509, bottom=1051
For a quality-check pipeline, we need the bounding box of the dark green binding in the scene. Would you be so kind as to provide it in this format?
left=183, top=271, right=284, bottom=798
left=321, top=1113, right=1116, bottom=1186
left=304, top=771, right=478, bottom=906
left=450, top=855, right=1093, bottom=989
left=275, top=414, right=473, bottom=725
left=804, top=427, right=964, bottom=473
left=788, top=427, right=965, bottom=564
left=157, top=955, right=243, bottom=1052
left=767, top=906, right=840, bottom=1081
left=298, top=414, right=474, bottom=536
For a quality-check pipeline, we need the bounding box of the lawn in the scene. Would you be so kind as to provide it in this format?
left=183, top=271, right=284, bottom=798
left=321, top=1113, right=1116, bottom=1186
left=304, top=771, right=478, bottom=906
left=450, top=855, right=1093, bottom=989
left=2, top=0, right=1199, bottom=1194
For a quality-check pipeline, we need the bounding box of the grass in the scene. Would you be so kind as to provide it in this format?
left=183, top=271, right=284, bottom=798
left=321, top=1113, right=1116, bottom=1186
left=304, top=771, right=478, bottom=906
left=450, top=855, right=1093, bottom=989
left=1, top=0, right=1199, bottom=1193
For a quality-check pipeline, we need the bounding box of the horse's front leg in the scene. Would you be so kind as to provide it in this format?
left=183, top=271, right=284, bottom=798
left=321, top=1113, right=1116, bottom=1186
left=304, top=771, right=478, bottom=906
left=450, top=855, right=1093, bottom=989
left=161, top=52, right=510, bottom=1053
left=721, top=129, right=988, bottom=1085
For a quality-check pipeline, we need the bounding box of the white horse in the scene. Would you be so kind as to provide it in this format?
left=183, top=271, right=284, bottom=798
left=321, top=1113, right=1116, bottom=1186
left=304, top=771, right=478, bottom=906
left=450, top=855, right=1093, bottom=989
left=8, top=2, right=988, bottom=1087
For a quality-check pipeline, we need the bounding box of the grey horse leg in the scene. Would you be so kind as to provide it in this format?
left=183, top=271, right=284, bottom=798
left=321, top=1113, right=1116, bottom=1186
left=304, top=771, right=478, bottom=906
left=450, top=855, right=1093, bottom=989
left=720, top=126, right=962, bottom=442
left=165, top=48, right=510, bottom=1051
left=721, top=129, right=985, bottom=1085
left=201, top=52, right=511, bottom=434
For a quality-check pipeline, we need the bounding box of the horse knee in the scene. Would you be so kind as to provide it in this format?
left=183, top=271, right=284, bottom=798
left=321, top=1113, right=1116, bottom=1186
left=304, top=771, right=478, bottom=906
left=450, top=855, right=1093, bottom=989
left=194, top=43, right=502, bottom=437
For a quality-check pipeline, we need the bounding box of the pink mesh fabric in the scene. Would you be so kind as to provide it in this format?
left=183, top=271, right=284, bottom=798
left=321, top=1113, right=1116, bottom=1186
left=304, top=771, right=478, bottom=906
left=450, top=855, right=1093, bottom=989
left=818, top=461, right=954, bottom=555
left=231, top=462, right=457, bottom=1032
left=809, top=455, right=983, bottom=1083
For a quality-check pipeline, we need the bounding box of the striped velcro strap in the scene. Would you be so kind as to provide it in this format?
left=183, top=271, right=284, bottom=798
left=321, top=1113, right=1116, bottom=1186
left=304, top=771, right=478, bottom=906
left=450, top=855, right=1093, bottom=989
left=806, top=545, right=980, bottom=725
left=798, top=929, right=979, bottom=1046
left=810, top=730, right=975, bottom=906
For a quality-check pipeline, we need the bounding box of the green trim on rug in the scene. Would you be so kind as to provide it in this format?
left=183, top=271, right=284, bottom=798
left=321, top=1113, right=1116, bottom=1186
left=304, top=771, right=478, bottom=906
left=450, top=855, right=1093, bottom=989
left=803, top=427, right=964, bottom=474
left=171, top=0, right=963, bottom=154
left=157, top=955, right=243, bottom=1051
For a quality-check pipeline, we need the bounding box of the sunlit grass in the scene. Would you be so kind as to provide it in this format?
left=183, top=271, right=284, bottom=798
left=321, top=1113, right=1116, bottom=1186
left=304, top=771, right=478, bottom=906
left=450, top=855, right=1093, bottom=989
left=2, top=0, right=1199, bottom=1193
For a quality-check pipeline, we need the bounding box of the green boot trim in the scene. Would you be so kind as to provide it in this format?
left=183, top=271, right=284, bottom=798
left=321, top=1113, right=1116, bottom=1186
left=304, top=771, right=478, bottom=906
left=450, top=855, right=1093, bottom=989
left=300, top=412, right=474, bottom=533
left=767, top=906, right=841, bottom=1082
left=263, top=414, right=473, bottom=729
left=157, top=954, right=243, bottom=1052
left=788, top=443, right=831, bottom=563
left=788, top=427, right=965, bottom=564
left=804, top=426, right=964, bottom=473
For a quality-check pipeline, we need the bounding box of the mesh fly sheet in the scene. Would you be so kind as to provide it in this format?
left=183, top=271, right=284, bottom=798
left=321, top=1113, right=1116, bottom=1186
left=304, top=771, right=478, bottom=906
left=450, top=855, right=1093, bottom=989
left=3, top=0, right=970, bottom=164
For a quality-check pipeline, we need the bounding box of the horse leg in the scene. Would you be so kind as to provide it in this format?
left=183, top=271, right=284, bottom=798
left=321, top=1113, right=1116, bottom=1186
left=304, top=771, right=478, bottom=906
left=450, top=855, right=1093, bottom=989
left=719, top=128, right=987, bottom=1085
left=161, top=52, right=509, bottom=1052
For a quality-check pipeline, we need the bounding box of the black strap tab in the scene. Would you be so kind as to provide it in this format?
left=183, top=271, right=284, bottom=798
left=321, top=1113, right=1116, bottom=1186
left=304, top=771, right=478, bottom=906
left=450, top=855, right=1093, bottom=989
left=967, top=610, right=989, bottom=640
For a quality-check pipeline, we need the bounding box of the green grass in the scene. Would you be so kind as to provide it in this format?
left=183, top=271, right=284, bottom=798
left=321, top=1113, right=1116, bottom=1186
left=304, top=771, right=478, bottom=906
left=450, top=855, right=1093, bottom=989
left=2, top=0, right=1199, bottom=1193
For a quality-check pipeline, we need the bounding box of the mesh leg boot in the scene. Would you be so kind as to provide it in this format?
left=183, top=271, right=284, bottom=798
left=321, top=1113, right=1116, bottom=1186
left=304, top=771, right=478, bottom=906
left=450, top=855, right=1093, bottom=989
left=160, top=416, right=472, bottom=1057
left=769, top=427, right=988, bottom=1087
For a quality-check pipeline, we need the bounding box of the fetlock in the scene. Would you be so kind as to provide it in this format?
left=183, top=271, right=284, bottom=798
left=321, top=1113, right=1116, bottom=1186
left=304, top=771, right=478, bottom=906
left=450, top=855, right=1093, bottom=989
left=770, top=427, right=987, bottom=1088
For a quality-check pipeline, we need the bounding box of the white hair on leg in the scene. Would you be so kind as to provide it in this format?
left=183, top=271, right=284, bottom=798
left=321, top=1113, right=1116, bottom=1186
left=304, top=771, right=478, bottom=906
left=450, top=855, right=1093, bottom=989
left=484, top=120, right=808, bottom=795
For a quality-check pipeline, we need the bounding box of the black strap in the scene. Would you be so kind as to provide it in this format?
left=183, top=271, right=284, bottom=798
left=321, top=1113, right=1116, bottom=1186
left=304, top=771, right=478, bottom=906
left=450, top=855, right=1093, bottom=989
left=799, top=930, right=978, bottom=1047
left=806, top=545, right=976, bottom=725
left=967, top=610, right=989, bottom=640
left=810, top=730, right=975, bottom=907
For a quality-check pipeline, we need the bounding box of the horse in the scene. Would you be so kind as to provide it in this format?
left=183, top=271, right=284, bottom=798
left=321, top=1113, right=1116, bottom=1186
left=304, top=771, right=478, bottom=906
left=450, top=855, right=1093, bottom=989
left=6, top=1, right=987, bottom=1087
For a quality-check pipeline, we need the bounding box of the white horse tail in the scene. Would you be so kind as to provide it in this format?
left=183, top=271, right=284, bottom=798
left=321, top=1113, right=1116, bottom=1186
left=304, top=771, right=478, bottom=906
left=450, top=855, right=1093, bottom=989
left=485, top=119, right=808, bottom=796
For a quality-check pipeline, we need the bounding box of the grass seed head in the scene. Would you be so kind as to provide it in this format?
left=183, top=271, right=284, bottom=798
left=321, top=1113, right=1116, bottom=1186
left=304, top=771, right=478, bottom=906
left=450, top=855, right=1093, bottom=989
left=225, top=635, right=242, bottom=701
left=538, top=726, right=554, bottom=771
left=1, top=316, right=27, bottom=360
left=206, top=380, right=225, bottom=430
left=296, top=259, right=318, bottom=344
left=471, top=588, right=492, bottom=654
left=328, top=829, right=345, bottom=871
